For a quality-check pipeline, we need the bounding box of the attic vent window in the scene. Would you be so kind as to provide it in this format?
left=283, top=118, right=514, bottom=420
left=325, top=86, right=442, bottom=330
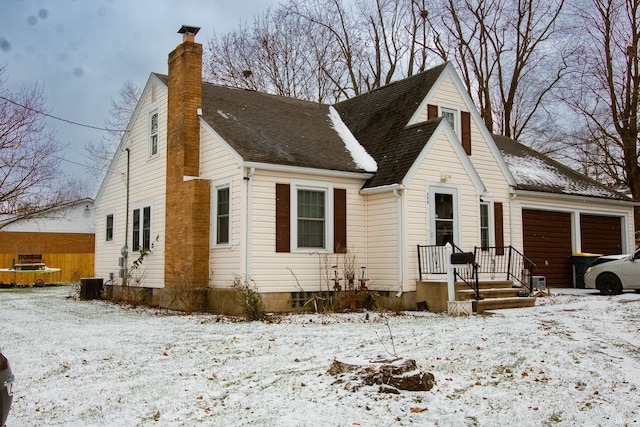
left=441, top=108, right=456, bottom=132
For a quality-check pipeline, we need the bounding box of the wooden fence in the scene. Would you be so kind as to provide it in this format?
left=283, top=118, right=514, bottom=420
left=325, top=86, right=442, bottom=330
left=0, top=253, right=94, bottom=285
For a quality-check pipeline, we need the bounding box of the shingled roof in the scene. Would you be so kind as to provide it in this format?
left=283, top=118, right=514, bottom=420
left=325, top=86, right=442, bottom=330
left=334, top=64, right=448, bottom=188
left=158, top=68, right=629, bottom=201
left=493, top=134, right=630, bottom=201
left=155, top=74, right=368, bottom=174
left=156, top=64, right=448, bottom=189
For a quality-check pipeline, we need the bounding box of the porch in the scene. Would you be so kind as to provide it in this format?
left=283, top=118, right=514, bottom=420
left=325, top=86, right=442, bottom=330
left=416, top=245, right=538, bottom=314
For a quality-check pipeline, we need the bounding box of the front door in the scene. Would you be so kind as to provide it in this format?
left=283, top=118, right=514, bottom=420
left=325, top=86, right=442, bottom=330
left=429, top=186, right=459, bottom=246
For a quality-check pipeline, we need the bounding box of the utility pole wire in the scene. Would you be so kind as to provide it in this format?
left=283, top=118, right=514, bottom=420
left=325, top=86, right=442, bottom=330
left=0, top=94, right=128, bottom=133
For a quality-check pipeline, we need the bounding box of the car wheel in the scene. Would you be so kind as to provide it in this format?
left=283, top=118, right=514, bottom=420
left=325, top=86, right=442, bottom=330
left=596, top=272, right=623, bottom=295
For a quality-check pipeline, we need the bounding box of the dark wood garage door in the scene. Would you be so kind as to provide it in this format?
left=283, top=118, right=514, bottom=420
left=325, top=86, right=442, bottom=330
left=580, top=214, right=622, bottom=255
left=523, top=209, right=572, bottom=287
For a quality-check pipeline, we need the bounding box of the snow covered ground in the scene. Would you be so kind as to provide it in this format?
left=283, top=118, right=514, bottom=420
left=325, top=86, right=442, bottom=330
left=1, top=285, right=639, bottom=426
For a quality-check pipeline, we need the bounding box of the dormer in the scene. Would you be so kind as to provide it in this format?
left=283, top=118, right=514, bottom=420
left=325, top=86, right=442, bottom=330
left=427, top=103, right=471, bottom=155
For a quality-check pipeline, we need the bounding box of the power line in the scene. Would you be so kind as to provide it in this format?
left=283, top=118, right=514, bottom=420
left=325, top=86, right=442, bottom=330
left=0, top=94, right=127, bottom=133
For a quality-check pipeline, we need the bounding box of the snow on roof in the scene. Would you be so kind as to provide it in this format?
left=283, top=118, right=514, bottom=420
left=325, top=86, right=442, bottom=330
left=328, top=106, right=378, bottom=172
left=503, top=153, right=622, bottom=198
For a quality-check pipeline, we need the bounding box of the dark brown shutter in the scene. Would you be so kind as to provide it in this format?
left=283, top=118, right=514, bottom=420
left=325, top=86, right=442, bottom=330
left=275, top=183, right=290, bottom=253
left=334, top=188, right=347, bottom=253
left=494, top=202, right=504, bottom=255
left=461, top=111, right=471, bottom=155
left=427, top=104, right=438, bottom=120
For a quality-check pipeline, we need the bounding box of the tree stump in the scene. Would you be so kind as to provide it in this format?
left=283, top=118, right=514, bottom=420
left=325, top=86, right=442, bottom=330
left=328, top=355, right=435, bottom=393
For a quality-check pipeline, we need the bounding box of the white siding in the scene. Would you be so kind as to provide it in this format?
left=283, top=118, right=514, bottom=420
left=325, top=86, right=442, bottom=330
left=365, top=191, right=400, bottom=292
left=2, top=201, right=94, bottom=234
left=199, top=129, right=244, bottom=288
left=404, top=131, right=481, bottom=290
left=226, top=170, right=369, bottom=293
left=416, top=73, right=514, bottom=246
left=94, top=78, right=168, bottom=288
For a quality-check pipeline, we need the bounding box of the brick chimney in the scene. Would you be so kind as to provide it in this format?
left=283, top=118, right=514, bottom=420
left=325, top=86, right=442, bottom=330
left=164, top=25, right=210, bottom=290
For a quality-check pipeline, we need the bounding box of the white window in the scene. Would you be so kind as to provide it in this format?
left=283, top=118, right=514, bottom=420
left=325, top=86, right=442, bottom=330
left=291, top=180, right=334, bottom=251
left=298, top=189, right=325, bottom=248
left=212, top=180, right=232, bottom=246
left=105, top=213, right=114, bottom=242
left=438, top=105, right=460, bottom=138
left=479, top=200, right=495, bottom=250
left=149, top=111, right=158, bottom=157
left=480, top=203, right=490, bottom=250
left=132, top=205, right=152, bottom=252
left=429, top=185, right=460, bottom=246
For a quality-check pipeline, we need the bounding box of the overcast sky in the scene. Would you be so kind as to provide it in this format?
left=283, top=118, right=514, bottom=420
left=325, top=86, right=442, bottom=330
left=0, top=0, right=281, bottom=193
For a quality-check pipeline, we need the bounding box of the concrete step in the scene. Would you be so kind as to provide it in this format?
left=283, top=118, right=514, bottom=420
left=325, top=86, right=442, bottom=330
left=456, top=287, right=522, bottom=300
left=454, top=280, right=515, bottom=291
left=473, top=297, right=537, bottom=314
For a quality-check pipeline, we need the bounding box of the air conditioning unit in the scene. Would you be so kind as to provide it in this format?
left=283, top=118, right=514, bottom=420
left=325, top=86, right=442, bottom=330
left=532, top=275, right=546, bottom=289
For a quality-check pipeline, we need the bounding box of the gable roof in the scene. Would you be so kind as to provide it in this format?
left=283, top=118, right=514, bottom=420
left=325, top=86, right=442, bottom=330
left=334, top=64, right=448, bottom=188
left=493, top=135, right=631, bottom=201
left=155, top=74, right=371, bottom=175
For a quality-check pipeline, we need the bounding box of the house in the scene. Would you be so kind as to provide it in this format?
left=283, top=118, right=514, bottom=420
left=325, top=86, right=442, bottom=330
left=93, top=26, right=635, bottom=312
left=0, top=198, right=95, bottom=285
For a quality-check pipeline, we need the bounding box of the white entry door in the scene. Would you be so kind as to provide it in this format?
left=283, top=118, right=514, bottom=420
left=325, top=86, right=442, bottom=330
left=429, top=186, right=459, bottom=246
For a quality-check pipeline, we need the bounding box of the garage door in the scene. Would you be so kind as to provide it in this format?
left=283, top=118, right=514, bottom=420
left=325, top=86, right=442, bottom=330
left=523, top=209, right=572, bottom=287
left=580, top=214, right=622, bottom=255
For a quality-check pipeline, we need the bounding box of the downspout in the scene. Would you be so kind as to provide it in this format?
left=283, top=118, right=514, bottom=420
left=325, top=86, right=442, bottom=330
left=244, top=167, right=255, bottom=283
left=393, top=188, right=404, bottom=297
left=509, top=187, right=516, bottom=248
left=122, top=148, right=130, bottom=284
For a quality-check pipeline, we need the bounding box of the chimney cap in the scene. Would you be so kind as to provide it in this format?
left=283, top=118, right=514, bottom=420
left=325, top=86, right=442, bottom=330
left=178, top=25, right=201, bottom=36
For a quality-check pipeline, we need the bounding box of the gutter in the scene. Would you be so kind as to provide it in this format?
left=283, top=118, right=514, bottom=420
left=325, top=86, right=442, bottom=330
left=514, top=189, right=638, bottom=206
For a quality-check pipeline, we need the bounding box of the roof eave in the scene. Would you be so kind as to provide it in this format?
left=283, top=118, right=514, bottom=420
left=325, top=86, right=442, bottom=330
left=513, top=189, right=638, bottom=206
left=243, top=161, right=374, bottom=180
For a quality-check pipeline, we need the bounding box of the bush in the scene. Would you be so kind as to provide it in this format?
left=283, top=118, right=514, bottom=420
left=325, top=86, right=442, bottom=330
left=232, top=276, right=264, bottom=321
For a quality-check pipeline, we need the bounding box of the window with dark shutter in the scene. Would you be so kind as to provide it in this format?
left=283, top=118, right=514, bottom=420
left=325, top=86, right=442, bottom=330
left=494, top=202, right=504, bottom=255
left=297, top=189, right=326, bottom=248
left=275, top=183, right=290, bottom=253
left=427, top=104, right=438, bottom=120
left=334, top=188, right=347, bottom=253
left=461, top=111, right=471, bottom=155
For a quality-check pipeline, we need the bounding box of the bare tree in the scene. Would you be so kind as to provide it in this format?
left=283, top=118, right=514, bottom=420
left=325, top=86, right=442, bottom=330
left=562, top=0, right=639, bottom=225
left=205, top=8, right=342, bottom=102
left=0, top=66, right=71, bottom=228
left=424, top=0, right=568, bottom=141
left=205, top=0, right=440, bottom=102
left=85, top=80, right=140, bottom=181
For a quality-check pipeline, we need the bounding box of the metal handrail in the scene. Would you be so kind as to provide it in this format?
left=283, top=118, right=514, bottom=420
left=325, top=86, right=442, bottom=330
left=417, top=243, right=463, bottom=280
left=417, top=244, right=537, bottom=295
left=453, top=262, right=480, bottom=300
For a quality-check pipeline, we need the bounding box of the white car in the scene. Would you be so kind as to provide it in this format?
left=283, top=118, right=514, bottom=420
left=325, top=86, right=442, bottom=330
left=584, top=247, right=640, bottom=295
